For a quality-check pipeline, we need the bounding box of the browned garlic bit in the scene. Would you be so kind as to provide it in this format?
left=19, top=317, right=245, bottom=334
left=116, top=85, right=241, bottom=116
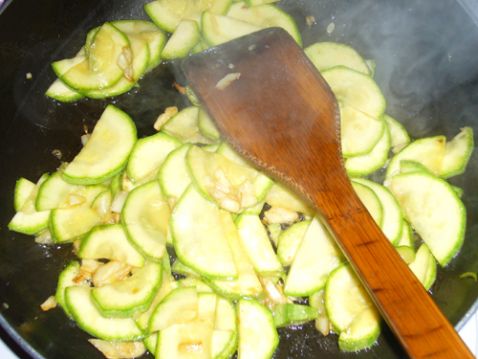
left=40, top=296, right=57, bottom=312
left=215, top=72, right=241, bottom=90
left=173, top=82, right=187, bottom=94
left=305, top=15, right=316, bottom=27
left=81, top=134, right=91, bottom=146
left=264, top=207, right=300, bottom=224
left=89, top=339, right=146, bottom=359
left=51, top=149, right=63, bottom=160
left=92, top=261, right=132, bottom=287
left=154, top=106, right=179, bottom=131
left=73, top=259, right=102, bottom=285
left=209, top=169, right=256, bottom=212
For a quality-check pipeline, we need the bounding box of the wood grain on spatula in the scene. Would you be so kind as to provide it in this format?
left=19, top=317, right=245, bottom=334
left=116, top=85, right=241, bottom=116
left=181, top=28, right=473, bottom=359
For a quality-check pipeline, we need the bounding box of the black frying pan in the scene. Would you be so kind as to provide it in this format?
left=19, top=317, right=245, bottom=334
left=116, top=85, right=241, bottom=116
left=1, top=0, right=478, bottom=358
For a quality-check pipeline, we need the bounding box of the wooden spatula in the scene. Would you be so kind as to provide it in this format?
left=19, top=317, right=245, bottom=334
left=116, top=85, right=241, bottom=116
left=181, top=28, right=472, bottom=358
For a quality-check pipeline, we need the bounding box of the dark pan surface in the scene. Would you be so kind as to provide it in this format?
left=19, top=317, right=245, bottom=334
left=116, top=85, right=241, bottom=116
left=0, top=0, right=478, bottom=358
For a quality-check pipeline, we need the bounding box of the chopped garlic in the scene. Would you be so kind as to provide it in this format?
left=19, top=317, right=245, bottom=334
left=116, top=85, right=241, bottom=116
left=89, top=339, right=146, bottom=359
left=92, top=261, right=132, bottom=287
left=51, top=149, right=62, bottom=160
left=154, top=106, right=179, bottom=131
left=40, top=296, right=57, bottom=311
left=326, top=22, right=336, bottom=35
left=216, top=72, right=241, bottom=90
left=81, top=134, right=91, bottom=146
left=117, top=47, right=134, bottom=82
left=66, top=193, right=86, bottom=207
left=305, top=15, right=316, bottom=27
left=25, top=72, right=33, bottom=80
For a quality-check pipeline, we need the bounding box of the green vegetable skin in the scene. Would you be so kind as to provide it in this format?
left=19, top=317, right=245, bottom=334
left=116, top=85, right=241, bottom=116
left=8, top=0, right=474, bottom=358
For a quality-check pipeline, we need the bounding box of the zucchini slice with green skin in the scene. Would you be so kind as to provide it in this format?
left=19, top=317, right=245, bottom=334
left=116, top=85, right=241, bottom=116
left=13, top=177, right=36, bottom=212
left=213, top=298, right=237, bottom=359
left=78, top=224, right=145, bottom=267
left=396, top=221, right=414, bottom=248
left=198, top=108, right=221, bottom=141
left=161, top=20, right=201, bottom=60
left=226, top=2, right=302, bottom=45
left=345, top=124, right=391, bottom=177
left=305, top=42, right=370, bottom=75
left=201, top=12, right=261, bottom=46
left=111, top=20, right=166, bottom=71
left=158, top=144, right=192, bottom=202
left=162, top=106, right=210, bottom=144
left=235, top=214, right=282, bottom=275
left=156, top=321, right=214, bottom=359
left=171, top=185, right=237, bottom=279
left=439, top=127, right=474, bottom=178
left=238, top=299, right=279, bottom=359
left=55, top=261, right=81, bottom=317
left=145, top=0, right=231, bottom=33
left=63, top=105, right=137, bottom=185
left=277, top=220, right=310, bottom=266
left=265, top=183, right=314, bottom=216
left=65, top=286, right=143, bottom=341
left=322, top=66, right=386, bottom=119
left=352, top=182, right=383, bottom=227
left=143, top=334, right=158, bottom=356
left=325, top=265, right=380, bottom=352
left=409, top=244, right=437, bottom=290
left=59, top=23, right=130, bottom=91
left=284, top=218, right=343, bottom=296
left=48, top=50, right=85, bottom=102
left=340, top=103, right=385, bottom=157
left=92, top=261, right=163, bottom=317
left=389, top=172, right=466, bottom=266
left=50, top=205, right=101, bottom=243
left=210, top=211, right=263, bottom=299
left=385, top=135, right=446, bottom=180
left=8, top=211, right=50, bottom=235
left=272, top=303, right=319, bottom=328
left=384, top=114, right=410, bottom=154
left=309, top=290, right=331, bottom=336
left=396, top=245, right=416, bottom=264
left=126, top=132, right=180, bottom=183
left=122, top=180, right=170, bottom=260
left=353, top=178, right=403, bottom=244
left=148, top=287, right=198, bottom=332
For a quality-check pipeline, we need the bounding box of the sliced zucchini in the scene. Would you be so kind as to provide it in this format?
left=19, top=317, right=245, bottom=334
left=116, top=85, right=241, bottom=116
left=78, top=224, right=145, bottom=267
left=384, top=114, right=410, bottom=154
left=162, top=20, right=201, bottom=60
left=385, top=136, right=446, bottom=180
left=177, top=277, right=214, bottom=293
left=122, top=180, right=170, bottom=260
left=409, top=244, right=437, bottom=290
left=277, top=220, right=310, bottom=266
left=143, top=334, right=158, bottom=355
left=65, top=286, right=143, bottom=341
left=126, top=132, right=180, bottom=183
left=325, top=265, right=380, bottom=352
left=210, top=211, right=263, bottom=298
left=322, top=66, right=386, bottom=119
left=439, top=127, right=474, bottom=178
left=50, top=205, right=101, bottom=243
left=59, top=23, right=130, bottom=91
left=91, top=189, right=113, bottom=218
left=235, top=214, right=282, bottom=274
left=272, top=303, right=318, bottom=328
left=171, top=185, right=237, bottom=279
left=201, top=12, right=261, bottom=46
left=213, top=298, right=237, bottom=358
left=157, top=321, right=213, bottom=359
left=345, top=124, right=391, bottom=177
left=48, top=50, right=85, bottom=102
left=92, top=261, right=163, bottom=317
left=238, top=300, right=278, bottom=359
left=352, top=178, right=403, bottom=244
left=162, top=106, right=210, bottom=144
left=227, top=2, right=302, bottom=45
left=145, top=0, right=230, bottom=33
left=305, top=42, right=370, bottom=75
left=340, top=104, right=385, bottom=157
left=8, top=210, right=50, bottom=235
left=55, top=261, right=81, bottom=317
left=309, top=290, right=331, bottom=336
left=148, top=287, right=198, bottom=332
left=172, top=259, right=200, bottom=277
left=284, top=218, right=343, bottom=296
left=351, top=182, right=383, bottom=227
left=198, top=108, right=221, bottom=141
left=389, top=172, right=465, bottom=266
left=63, top=105, right=137, bottom=185
left=13, top=178, right=36, bottom=212
left=396, top=221, right=414, bottom=248
left=396, top=245, right=416, bottom=264
left=158, top=144, right=192, bottom=203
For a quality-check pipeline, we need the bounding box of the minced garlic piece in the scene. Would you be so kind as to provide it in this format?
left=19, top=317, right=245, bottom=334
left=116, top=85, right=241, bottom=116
left=154, top=106, right=178, bottom=131
left=40, top=296, right=57, bottom=311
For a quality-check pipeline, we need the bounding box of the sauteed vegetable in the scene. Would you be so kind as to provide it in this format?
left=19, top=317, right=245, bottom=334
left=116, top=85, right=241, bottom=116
left=8, top=0, right=474, bottom=358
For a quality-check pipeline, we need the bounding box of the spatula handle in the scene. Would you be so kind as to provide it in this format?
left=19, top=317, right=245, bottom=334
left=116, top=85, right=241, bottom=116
left=317, top=183, right=473, bottom=359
